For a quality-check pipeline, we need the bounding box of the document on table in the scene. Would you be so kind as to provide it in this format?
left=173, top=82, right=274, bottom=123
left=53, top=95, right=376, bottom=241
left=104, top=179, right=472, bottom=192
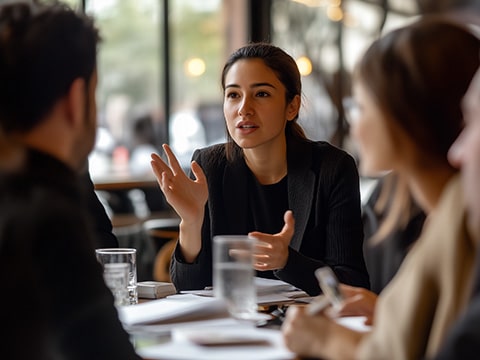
left=137, top=324, right=296, bottom=360
left=182, top=277, right=309, bottom=306
left=117, top=294, right=229, bottom=326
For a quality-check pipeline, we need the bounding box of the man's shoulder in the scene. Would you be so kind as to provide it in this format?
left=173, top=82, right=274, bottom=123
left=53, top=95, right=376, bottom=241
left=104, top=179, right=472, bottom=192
left=0, top=172, right=81, bottom=218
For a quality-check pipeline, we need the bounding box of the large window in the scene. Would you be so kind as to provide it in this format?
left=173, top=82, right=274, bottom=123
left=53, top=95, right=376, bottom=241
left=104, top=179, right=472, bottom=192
left=87, top=0, right=163, bottom=179
left=270, top=0, right=418, bottom=157
left=85, top=0, right=242, bottom=181
left=34, top=0, right=421, bottom=181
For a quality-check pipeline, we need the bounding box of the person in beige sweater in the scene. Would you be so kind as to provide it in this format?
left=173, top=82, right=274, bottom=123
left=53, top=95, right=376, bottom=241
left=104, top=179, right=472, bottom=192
left=433, top=55, right=480, bottom=360
left=281, top=17, right=480, bottom=360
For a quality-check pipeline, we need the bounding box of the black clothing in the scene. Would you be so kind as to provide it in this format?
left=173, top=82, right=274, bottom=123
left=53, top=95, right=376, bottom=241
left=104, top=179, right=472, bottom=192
left=362, top=177, right=426, bottom=294
left=171, top=137, right=370, bottom=295
left=247, top=172, right=288, bottom=280
left=82, top=170, right=119, bottom=248
left=0, top=149, right=140, bottom=360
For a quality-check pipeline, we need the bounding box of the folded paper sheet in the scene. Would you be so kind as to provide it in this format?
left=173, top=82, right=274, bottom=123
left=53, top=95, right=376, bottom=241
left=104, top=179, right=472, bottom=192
left=117, top=294, right=229, bottom=326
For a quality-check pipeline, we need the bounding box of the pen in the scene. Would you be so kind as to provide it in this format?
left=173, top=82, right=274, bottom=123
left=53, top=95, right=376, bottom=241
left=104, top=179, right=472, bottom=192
left=306, top=295, right=331, bottom=315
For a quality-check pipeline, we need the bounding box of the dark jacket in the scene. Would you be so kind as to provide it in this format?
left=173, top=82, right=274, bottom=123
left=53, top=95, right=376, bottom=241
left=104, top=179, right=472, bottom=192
left=0, top=149, right=140, bottom=360
left=82, top=169, right=119, bottom=248
left=171, top=137, right=369, bottom=295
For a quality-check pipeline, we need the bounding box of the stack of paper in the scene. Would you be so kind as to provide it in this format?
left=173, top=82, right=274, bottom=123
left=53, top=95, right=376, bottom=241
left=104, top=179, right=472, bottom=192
left=117, top=294, right=229, bottom=326
left=137, top=281, right=177, bottom=299
left=182, top=277, right=309, bottom=306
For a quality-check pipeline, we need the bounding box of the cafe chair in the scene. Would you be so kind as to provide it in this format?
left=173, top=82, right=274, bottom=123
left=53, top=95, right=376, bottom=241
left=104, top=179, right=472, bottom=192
left=142, top=217, right=180, bottom=282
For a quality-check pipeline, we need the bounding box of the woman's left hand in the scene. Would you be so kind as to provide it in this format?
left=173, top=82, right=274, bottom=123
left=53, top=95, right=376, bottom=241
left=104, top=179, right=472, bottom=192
left=282, top=305, right=364, bottom=359
left=333, top=284, right=378, bottom=325
left=250, top=210, right=295, bottom=271
left=282, top=305, right=331, bottom=358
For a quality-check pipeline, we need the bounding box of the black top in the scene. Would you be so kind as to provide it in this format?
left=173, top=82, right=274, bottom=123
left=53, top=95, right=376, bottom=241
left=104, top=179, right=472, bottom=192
left=247, top=172, right=288, bottom=280
left=362, top=177, right=426, bottom=294
left=171, top=137, right=370, bottom=295
left=0, top=148, right=140, bottom=360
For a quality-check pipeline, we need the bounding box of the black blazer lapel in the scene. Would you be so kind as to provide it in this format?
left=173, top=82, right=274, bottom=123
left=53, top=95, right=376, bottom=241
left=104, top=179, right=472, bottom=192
left=288, top=140, right=315, bottom=251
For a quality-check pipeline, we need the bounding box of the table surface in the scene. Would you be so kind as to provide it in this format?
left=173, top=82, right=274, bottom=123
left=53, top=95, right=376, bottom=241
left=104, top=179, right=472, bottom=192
left=124, top=289, right=308, bottom=360
left=126, top=289, right=369, bottom=360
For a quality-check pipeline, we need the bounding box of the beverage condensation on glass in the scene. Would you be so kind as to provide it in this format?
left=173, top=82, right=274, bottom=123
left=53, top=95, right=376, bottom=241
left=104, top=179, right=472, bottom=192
left=95, top=248, right=138, bottom=305
left=213, top=235, right=257, bottom=319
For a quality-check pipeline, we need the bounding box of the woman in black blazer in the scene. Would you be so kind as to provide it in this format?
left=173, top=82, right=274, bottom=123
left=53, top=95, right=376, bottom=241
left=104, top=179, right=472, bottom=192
left=151, top=43, right=369, bottom=295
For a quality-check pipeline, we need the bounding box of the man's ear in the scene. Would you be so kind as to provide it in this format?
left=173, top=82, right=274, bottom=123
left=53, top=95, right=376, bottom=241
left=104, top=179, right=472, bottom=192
left=286, top=94, right=301, bottom=121
left=66, top=78, right=86, bottom=128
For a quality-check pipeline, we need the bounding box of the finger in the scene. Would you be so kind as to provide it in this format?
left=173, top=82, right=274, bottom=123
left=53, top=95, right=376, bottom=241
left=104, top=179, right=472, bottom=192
left=150, top=153, right=171, bottom=175
left=151, top=162, right=168, bottom=187
left=228, top=249, right=251, bottom=262
left=253, top=242, right=273, bottom=253
left=190, top=160, right=207, bottom=183
left=253, top=262, right=269, bottom=270
left=163, top=144, right=184, bottom=175
left=250, top=233, right=273, bottom=246
left=158, top=171, right=176, bottom=193
left=253, top=253, right=269, bottom=261
left=280, top=210, right=295, bottom=239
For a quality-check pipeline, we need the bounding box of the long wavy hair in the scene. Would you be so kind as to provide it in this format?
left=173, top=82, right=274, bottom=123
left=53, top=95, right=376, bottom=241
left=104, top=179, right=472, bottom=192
left=354, top=16, right=480, bottom=242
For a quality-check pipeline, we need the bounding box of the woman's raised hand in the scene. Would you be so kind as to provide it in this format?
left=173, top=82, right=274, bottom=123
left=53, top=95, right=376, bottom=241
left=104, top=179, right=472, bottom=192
left=250, top=210, right=295, bottom=271
left=150, top=144, right=208, bottom=224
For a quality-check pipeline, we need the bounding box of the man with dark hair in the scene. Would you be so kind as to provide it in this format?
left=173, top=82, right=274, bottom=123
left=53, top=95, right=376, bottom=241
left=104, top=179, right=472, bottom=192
left=0, top=2, right=140, bottom=359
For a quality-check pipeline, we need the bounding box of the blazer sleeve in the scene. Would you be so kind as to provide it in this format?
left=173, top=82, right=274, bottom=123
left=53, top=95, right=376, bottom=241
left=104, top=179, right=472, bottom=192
left=275, top=150, right=369, bottom=295
left=170, top=149, right=214, bottom=291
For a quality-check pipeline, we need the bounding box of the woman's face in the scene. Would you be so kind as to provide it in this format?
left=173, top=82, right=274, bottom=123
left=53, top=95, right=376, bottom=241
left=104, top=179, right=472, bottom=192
left=223, top=58, right=299, bottom=151
left=448, top=69, right=480, bottom=240
left=350, top=81, right=397, bottom=176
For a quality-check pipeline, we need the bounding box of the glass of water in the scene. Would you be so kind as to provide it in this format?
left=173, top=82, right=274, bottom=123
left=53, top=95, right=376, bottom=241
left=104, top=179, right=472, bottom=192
left=213, top=235, right=257, bottom=319
left=96, top=248, right=138, bottom=305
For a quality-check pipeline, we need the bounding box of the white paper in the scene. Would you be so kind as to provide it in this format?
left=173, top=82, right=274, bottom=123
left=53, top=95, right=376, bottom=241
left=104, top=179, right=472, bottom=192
left=126, top=317, right=246, bottom=337
left=182, top=277, right=306, bottom=305
left=137, top=326, right=296, bottom=360
left=117, top=294, right=229, bottom=326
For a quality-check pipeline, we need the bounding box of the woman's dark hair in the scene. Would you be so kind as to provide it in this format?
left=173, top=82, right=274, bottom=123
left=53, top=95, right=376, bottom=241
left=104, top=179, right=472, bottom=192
left=221, top=42, right=307, bottom=161
left=354, top=16, right=480, bottom=242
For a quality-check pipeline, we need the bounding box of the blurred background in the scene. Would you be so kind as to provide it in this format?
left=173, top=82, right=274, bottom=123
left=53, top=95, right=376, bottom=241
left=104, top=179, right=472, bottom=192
left=27, top=0, right=423, bottom=180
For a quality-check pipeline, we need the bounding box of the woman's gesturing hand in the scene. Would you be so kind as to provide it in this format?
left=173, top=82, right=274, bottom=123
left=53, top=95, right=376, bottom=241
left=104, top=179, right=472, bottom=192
left=150, top=144, right=208, bottom=223
left=250, top=210, right=295, bottom=271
